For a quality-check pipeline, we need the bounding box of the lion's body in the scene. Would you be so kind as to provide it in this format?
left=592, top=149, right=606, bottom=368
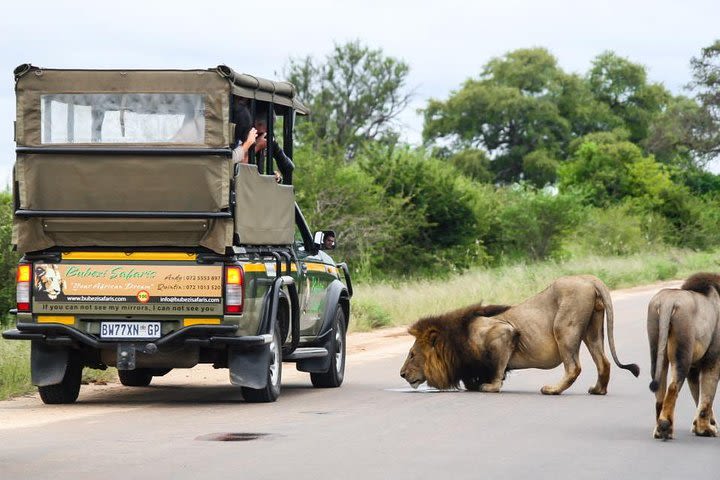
left=647, top=273, right=720, bottom=440
left=400, top=275, right=639, bottom=395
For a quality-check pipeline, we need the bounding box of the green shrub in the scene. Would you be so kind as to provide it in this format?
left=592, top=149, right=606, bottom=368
left=490, top=187, right=584, bottom=261
left=294, top=147, right=423, bottom=279
left=652, top=260, right=679, bottom=280
left=352, top=299, right=392, bottom=331
left=568, top=204, right=653, bottom=256
left=360, top=146, right=491, bottom=274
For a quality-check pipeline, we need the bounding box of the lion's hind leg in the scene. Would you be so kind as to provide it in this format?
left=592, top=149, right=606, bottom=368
left=656, top=343, right=692, bottom=440
left=541, top=308, right=587, bottom=395
left=692, top=364, right=720, bottom=437
left=584, top=307, right=611, bottom=395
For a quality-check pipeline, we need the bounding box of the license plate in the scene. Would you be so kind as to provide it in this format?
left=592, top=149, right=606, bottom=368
left=100, top=322, right=161, bottom=339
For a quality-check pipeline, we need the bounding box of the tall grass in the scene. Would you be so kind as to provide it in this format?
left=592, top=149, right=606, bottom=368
left=350, top=248, right=720, bottom=331
left=0, top=337, right=32, bottom=399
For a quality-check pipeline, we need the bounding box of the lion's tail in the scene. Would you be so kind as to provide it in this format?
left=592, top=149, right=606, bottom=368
left=592, top=277, right=641, bottom=377
left=649, top=301, right=673, bottom=392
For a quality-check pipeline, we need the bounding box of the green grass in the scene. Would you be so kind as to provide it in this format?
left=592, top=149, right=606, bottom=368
left=0, top=337, right=32, bottom=399
left=349, top=248, right=720, bottom=331
left=82, top=367, right=117, bottom=385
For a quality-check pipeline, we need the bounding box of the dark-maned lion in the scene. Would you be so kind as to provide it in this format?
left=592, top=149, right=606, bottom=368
left=647, top=272, right=720, bottom=440
left=400, top=275, right=640, bottom=395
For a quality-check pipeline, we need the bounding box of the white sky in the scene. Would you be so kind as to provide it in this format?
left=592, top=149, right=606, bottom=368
left=1, top=0, right=718, bottom=186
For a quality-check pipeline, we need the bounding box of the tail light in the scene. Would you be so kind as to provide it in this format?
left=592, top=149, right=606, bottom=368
left=225, top=265, right=244, bottom=314
left=16, top=263, right=32, bottom=312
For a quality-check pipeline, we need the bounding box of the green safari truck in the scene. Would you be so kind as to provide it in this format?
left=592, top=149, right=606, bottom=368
left=2, top=64, right=353, bottom=403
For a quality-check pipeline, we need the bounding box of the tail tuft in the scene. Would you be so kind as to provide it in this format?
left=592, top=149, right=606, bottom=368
left=627, top=363, right=640, bottom=378
left=649, top=380, right=659, bottom=392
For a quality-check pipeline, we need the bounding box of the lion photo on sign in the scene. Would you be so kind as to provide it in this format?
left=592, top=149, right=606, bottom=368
left=400, top=275, right=640, bottom=395
left=647, top=272, right=720, bottom=440
left=34, top=264, right=67, bottom=301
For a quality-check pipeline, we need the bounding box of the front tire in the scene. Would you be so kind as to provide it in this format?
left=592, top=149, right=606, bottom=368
left=242, top=322, right=282, bottom=403
left=38, top=354, right=82, bottom=404
left=311, top=306, right=346, bottom=388
left=118, top=369, right=153, bottom=387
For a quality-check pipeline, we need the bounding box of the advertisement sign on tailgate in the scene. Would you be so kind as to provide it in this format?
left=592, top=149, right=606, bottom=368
left=32, top=263, right=223, bottom=315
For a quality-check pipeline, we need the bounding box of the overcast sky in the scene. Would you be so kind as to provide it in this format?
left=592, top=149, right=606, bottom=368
left=1, top=0, right=718, bottom=184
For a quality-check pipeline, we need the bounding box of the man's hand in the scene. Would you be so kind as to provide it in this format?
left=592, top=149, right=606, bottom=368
left=254, top=132, right=268, bottom=152
left=242, top=127, right=258, bottom=151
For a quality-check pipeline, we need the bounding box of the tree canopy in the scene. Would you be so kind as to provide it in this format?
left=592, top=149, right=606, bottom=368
left=689, top=39, right=720, bottom=160
left=422, top=48, right=679, bottom=185
left=285, top=40, right=412, bottom=157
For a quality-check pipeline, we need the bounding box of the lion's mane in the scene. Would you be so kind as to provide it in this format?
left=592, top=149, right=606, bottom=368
left=408, top=303, right=511, bottom=390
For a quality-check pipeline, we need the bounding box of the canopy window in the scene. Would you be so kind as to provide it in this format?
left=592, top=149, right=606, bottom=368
left=40, top=93, right=206, bottom=144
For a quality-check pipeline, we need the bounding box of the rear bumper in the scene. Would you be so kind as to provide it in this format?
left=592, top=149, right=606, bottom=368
left=2, top=323, right=271, bottom=349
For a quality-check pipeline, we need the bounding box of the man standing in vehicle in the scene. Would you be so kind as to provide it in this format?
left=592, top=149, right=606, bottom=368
left=253, top=103, right=295, bottom=184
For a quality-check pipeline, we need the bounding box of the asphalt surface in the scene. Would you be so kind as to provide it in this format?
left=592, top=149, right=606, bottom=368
left=2, top=282, right=719, bottom=479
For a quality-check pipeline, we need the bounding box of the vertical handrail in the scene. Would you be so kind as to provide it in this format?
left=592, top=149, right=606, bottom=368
left=283, top=109, right=294, bottom=162
left=266, top=103, right=274, bottom=177
left=249, top=98, right=257, bottom=171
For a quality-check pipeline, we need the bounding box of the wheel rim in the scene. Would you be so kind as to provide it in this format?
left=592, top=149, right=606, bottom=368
left=269, top=332, right=280, bottom=386
left=335, top=323, right=344, bottom=374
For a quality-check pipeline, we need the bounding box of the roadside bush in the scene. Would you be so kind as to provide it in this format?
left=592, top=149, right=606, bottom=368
left=639, top=188, right=720, bottom=250
left=360, top=146, right=491, bottom=274
left=568, top=204, right=654, bottom=256
left=352, top=298, right=393, bottom=331
left=490, top=187, right=584, bottom=261
left=294, top=147, right=423, bottom=279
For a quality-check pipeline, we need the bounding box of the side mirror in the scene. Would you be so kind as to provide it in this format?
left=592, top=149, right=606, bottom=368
left=313, top=230, right=336, bottom=250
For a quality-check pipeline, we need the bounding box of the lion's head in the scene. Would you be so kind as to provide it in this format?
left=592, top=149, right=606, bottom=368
left=34, top=264, right=66, bottom=300
left=401, top=324, right=455, bottom=389
left=400, top=303, right=511, bottom=390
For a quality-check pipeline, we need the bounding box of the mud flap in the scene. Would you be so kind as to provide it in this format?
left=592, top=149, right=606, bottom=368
left=31, top=341, right=69, bottom=387
left=228, top=345, right=270, bottom=389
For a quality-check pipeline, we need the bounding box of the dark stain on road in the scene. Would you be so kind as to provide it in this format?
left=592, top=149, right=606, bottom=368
left=195, top=432, right=272, bottom=442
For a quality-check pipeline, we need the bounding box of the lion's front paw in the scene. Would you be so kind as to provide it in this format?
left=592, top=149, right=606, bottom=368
left=541, top=385, right=561, bottom=395
left=480, top=382, right=502, bottom=393
left=654, top=420, right=673, bottom=440
left=692, top=421, right=718, bottom=437
left=588, top=385, right=607, bottom=395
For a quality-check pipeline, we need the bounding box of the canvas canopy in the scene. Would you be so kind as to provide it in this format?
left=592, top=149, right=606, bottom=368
left=12, top=65, right=301, bottom=254
left=216, top=65, right=310, bottom=115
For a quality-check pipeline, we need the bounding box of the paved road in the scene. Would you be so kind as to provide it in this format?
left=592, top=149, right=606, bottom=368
left=2, top=282, right=719, bottom=479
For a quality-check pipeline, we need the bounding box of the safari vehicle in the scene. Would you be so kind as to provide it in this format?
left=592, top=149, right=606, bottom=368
left=2, top=64, right=353, bottom=404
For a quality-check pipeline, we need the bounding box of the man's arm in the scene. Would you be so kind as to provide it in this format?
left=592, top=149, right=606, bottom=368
left=272, top=140, right=295, bottom=184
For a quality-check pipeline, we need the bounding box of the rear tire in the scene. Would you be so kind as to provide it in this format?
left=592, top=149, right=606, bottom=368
left=311, top=306, right=346, bottom=388
left=118, top=369, right=153, bottom=387
left=38, top=354, right=82, bottom=404
left=242, top=322, right=282, bottom=403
